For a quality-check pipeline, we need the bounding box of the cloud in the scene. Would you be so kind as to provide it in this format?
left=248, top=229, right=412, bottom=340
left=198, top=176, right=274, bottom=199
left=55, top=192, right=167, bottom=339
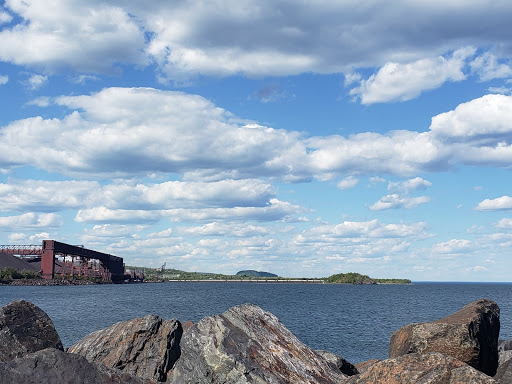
left=25, top=74, right=48, bottom=90
left=430, top=94, right=512, bottom=139
left=0, top=180, right=100, bottom=212
left=0, top=1, right=511, bottom=80
left=27, top=96, right=51, bottom=107
left=470, top=52, right=512, bottom=81
left=337, top=176, right=359, bottom=190
left=388, top=177, right=432, bottom=193
left=74, top=198, right=306, bottom=224
left=296, top=220, right=426, bottom=241
left=1, top=88, right=512, bottom=184
left=349, top=49, right=473, bottom=104
left=8, top=232, right=50, bottom=243
left=252, top=84, right=288, bottom=103
left=0, top=212, right=62, bottom=230
left=0, top=0, right=147, bottom=73
left=476, top=196, right=512, bottom=211
left=370, top=194, right=430, bottom=211
left=0, top=178, right=276, bottom=213
left=0, top=75, right=7, bottom=85
left=465, top=265, right=488, bottom=272
left=0, top=10, right=12, bottom=24
left=69, top=74, right=99, bottom=84
left=75, top=207, right=162, bottom=224
left=179, top=222, right=269, bottom=237
left=370, top=177, right=431, bottom=211
left=431, top=239, right=472, bottom=254
left=496, top=218, right=512, bottom=229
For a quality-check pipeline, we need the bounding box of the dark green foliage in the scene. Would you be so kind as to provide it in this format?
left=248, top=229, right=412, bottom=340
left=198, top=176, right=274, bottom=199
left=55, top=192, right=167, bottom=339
left=326, top=272, right=376, bottom=284
left=326, top=272, right=411, bottom=284
left=0, top=267, right=40, bottom=280
left=236, top=270, right=278, bottom=277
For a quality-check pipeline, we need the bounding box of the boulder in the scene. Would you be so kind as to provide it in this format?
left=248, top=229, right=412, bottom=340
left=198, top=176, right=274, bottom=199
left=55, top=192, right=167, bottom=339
left=495, top=358, right=512, bottom=384
left=0, top=348, right=147, bottom=384
left=345, top=352, right=497, bottom=384
left=315, top=350, right=358, bottom=376
left=69, top=315, right=182, bottom=382
left=389, top=299, right=500, bottom=376
left=0, top=300, right=63, bottom=362
left=167, top=303, right=347, bottom=384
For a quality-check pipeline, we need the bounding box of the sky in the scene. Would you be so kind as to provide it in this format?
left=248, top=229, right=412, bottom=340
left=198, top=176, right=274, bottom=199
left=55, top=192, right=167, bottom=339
left=0, top=1, right=512, bottom=281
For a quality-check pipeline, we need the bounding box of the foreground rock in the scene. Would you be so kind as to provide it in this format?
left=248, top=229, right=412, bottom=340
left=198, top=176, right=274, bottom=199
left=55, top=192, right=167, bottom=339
left=0, top=300, right=63, bottom=362
left=0, top=348, right=147, bottom=384
left=69, top=315, right=182, bottom=382
left=168, top=303, right=347, bottom=384
left=389, top=299, right=500, bottom=376
left=345, top=352, right=497, bottom=384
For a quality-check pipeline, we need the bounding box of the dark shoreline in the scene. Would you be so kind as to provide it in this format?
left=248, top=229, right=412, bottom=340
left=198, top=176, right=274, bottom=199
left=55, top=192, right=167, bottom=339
left=0, top=278, right=112, bottom=286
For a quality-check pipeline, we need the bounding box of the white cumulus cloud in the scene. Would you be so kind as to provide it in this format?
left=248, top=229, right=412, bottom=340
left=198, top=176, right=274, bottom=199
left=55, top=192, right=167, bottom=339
left=476, top=196, right=512, bottom=211
left=349, top=49, right=473, bottom=104
left=370, top=194, right=430, bottom=211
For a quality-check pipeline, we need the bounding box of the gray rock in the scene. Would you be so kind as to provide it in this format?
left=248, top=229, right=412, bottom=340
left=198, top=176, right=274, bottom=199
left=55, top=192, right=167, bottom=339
left=495, top=358, right=512, bottom=384
left=345, top=352, right=497, bottom=384
left=69, top=315, right=182, bottom=382
left=0, top=348, right=147, bottom=384
left=389, top=298, right=500, bottom=376
left=0, top=300, right=63, bottom=362
left=499, top=350, right=512, bottom=366
left=498, top=339, right=512, bottom=352
left=167, top=303, right=347, bottom=384
left=315, top=350, right=358, bottom=376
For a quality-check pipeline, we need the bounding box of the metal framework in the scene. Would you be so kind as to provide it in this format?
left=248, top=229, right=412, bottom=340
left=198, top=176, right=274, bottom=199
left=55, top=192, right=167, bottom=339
left=0, top=240, right=125, bottom=281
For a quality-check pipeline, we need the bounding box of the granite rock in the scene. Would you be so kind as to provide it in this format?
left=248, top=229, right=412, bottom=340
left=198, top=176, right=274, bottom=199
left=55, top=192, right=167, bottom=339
left=389, top=299, right=500, bottom=376
left=0, top=300, right=63, bottom=362
left=167, top=303, right=347, bottom=384
left=0, top=348, right=147, bottom=384
left=345, top=352, right=497, bottom=384
left=69, top=315, right=182, bottom=382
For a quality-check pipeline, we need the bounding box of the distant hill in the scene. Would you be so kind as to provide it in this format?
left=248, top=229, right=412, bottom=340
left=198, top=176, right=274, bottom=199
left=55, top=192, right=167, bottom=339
left=326, top=272, right=411, bottom=285
left=236, top=270, right=278, bottom=278
left=326, top=272, right=376, bottom=284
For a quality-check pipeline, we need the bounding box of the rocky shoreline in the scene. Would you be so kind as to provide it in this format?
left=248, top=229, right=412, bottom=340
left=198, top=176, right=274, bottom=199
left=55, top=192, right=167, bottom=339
left=0, top=278, right=110, bottom=286
left=0, top=298, right=511, bottom=383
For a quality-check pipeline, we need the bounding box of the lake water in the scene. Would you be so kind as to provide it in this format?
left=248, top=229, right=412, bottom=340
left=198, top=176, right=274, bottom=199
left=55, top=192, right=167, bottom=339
left=1, top=282, right=511, bottom=364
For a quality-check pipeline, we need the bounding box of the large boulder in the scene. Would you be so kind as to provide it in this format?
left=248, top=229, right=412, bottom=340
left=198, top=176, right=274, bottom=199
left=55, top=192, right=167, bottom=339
left=69, top=315, right=182, bottom=382
left=167, top=303, right=347, bottom=384
left=0, top=348, right=147, bottom=384
left=389, top=299, right=500, bottom=376
left=345, top=352, right=497, bottom=384
left=0, top=300, right=63, bottom=361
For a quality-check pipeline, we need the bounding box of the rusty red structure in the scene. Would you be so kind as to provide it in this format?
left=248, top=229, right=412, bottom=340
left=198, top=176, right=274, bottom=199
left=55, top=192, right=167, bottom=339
left=0, top=240, right=125, bottom=282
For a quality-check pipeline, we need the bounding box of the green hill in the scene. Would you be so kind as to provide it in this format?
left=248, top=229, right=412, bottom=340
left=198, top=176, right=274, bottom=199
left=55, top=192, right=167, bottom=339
left=236, top=270, right=278, bottom=278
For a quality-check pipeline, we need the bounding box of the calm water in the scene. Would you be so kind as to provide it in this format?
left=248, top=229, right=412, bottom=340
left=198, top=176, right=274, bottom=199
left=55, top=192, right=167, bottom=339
left=1, top=282, right=511, bottom=363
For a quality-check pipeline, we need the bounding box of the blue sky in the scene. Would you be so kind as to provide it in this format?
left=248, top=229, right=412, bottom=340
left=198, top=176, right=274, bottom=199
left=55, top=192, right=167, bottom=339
left=1, top=0, right=512, bottom=281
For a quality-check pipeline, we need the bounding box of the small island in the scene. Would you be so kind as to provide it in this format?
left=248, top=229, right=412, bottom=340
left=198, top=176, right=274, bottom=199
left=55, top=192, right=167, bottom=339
left=326, top=272, right=411, bottom=285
